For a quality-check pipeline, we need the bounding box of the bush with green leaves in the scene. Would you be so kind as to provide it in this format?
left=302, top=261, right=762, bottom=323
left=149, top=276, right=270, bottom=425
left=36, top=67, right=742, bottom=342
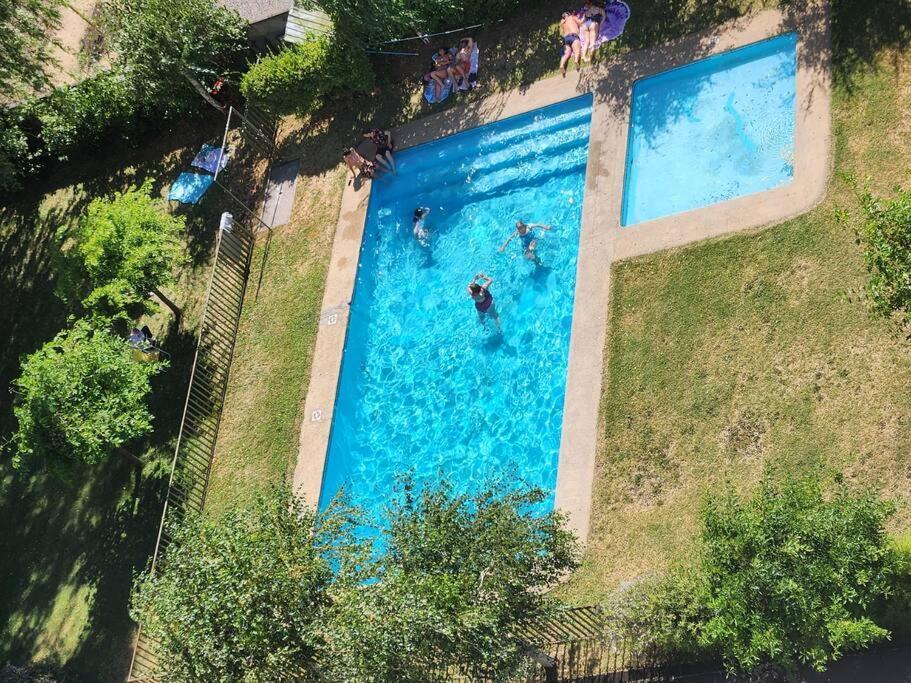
left=12, top=319, right=166, bottom=468
left=101, top=0, right=247, bottom=114
left=131, top=488, right=363, bottom=681
left=327, top=482, right=579, bottom=682
left=311, top=0, right=522, bottom=45
left=698, top=476, right=896, bottom=674
left=855, top=188, right=911, bottom=327
left=30, top=69, right=137, bottom=161
left=240, top=35, right=374, bottom=115
left=131, top=481, right=578, bottom=680
left=0, top=109, right=32, bottom=193
left=605, top=570, right=709, bottom=664
left=60, top=182, right=187, bottom=318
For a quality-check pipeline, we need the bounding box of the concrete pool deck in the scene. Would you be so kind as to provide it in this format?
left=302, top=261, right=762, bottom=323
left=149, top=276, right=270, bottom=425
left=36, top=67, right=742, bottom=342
left=293, top=1, right=831, bottom=543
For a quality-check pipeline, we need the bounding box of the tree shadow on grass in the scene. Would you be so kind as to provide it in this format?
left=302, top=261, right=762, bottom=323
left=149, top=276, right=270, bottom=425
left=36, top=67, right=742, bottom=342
left=0, top=114, right=225, bottom=678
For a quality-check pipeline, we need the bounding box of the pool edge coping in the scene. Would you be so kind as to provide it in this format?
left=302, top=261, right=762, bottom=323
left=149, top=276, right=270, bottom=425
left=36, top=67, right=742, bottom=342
left=292, top=1, right=832, bottom=546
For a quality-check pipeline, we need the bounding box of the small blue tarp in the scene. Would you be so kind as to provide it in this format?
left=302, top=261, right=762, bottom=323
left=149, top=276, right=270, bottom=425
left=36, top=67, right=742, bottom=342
left=168, top=172, right=214, bottom=204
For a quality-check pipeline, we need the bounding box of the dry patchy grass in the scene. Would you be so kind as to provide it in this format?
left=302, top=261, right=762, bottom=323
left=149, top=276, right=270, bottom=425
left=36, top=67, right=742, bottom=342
left=565, top=47, right=911, bottom=604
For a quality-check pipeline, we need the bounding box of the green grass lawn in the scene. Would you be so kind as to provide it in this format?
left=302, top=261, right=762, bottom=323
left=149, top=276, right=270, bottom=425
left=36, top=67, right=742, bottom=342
left=0, top=115, right=225, bottom=679
left=566, top=16, right=911, bottom=602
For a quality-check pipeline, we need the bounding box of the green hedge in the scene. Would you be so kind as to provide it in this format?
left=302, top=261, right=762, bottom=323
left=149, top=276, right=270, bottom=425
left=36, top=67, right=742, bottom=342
left=30, top=69, right=138, bottom=161
left=240, top=36, right=374, bottom=116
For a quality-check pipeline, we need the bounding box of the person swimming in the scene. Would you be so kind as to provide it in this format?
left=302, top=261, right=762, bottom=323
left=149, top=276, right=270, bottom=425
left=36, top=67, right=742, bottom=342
left=412, top=206, right=430, bottom=246
left=499, top=220, right=552, bottom=266
left=467, top=272, right=501, bottom=333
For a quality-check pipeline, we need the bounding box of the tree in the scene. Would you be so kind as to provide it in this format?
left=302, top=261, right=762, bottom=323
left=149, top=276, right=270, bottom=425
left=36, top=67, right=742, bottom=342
left=310, top=0, right=522, bottom=46
left=61, top=182, right=187, bottom=320
left=100, top=0, right=246, bottom=113
left=130, top=487, right=364, bottom=681
left=0, top=0, right=61, bottom=99
left=327, top=481, right=580, bottom=682
left=12, top=319, right=166, bottom=469
left=698, top=475, right=896, bottom=674
left=854, top=189, right=911, bottom=328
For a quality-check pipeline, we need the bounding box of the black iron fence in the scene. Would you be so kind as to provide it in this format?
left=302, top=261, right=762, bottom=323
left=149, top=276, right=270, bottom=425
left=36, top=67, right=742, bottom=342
left=127, top=218, right=257, bottom=683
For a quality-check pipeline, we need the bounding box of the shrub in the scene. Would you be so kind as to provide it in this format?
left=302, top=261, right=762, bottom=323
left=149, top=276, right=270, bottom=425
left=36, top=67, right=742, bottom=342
left=240, top=35, right=373, bottom=115
left=313, top=0, right=522, bottom=45
left=0, top=109, right=32, bottom=193
left=855, top=189, right=911, bottom=328
left=605, top=571, right=709, bottom=663
left=30, top=69, right=137, bottom=160
left=698, top=476, right=896, bottom=674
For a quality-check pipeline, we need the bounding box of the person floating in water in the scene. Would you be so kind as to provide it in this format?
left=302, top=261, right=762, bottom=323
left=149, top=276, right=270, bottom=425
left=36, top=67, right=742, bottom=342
left=412, top=206, right=430, bottom=247
left=499, top=220, right=552, bottom=266
left=467, top=272, right=502, bottom=333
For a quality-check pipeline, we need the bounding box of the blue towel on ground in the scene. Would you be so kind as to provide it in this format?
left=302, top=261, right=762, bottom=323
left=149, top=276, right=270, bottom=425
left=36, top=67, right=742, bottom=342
left=168, top=172, right=214, bottom=204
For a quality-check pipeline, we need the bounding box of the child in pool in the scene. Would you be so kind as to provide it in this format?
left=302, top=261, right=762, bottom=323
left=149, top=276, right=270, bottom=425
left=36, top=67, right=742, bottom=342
left=412, top=207, right=430, bottom=246
left=499, top=220, right=552, bottom=266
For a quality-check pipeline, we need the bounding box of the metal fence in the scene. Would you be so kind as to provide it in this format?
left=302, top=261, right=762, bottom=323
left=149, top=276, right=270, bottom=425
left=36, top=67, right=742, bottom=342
left=126, top=217, right=257, bottom=683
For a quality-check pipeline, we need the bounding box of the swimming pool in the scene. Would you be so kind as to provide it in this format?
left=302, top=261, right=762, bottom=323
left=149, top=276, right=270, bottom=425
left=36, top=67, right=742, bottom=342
left=622, top=32, right=797, bottom=226
left=318, top=95, right=593, bottom=519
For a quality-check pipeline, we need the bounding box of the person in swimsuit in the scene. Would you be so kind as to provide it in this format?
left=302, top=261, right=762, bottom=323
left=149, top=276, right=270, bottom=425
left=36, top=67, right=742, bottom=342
left=428, top=47, right=454, bottom=101
left=581, top=1, right=605, bottom=62
left=342, top=147, right=375, bottom=181
left=412, top=206, right=430, bottom=246
left=559, top=12, right=582, bottom=76
left=364, top=128, right=396, bottom=174
left=448, top=37, right=475, bottom=90
left=499, top=220, right=552, bottom=266
left=467, top=272, right=501, bottom=333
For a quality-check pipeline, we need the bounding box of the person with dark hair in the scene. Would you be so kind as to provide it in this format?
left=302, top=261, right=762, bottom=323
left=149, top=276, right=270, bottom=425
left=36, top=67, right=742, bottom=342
left=427, top=46, right=454, bottom=101
left=342, top=147, right=375, bottom=181
left=467, top=272, right=501, bottom=333
left=448, top=37, right=475, bottom=90
left=365, top=128, right=396, bottom=174
left=412, top=206, right=430, bottom=246
left=559, top=12, right=582, bottom=76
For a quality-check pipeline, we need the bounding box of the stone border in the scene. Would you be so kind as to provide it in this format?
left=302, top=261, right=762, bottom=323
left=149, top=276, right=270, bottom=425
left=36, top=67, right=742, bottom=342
left=293, top=2, right=831, bottom=544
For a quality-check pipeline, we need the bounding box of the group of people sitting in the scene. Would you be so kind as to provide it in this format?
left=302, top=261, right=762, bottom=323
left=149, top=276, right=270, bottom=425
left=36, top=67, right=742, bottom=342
left=559, top=1, right=610, bottom=75
left=425, top=36, right=477, bottom=102
left=342, top=128, right=396, bottom=181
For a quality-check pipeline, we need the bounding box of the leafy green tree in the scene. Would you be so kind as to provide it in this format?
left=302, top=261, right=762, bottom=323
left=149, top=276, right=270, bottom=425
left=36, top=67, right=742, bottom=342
left=131, top=487, right=364, bottom=681
left=100, top=0, right=246, bottom=113
left=698, top=476, right=896, bottom=674
left=309, top=0, right=521, bottom=46
left=0, top=0, right=61, bottom=99
left=61, top=182, right=186, bottom=319
left=240, top=35, right=373, bottom=116
left=327, top=482, right=580, bottom=682
left=0, top=109, right=32, bottom=193
left=855, top=189, right=911, bottom=327
left=12, top=319, right=166, bottom=469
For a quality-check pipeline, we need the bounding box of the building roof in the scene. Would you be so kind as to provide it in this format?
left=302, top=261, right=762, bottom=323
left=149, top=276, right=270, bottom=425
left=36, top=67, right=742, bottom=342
left=219, top=0, right=292, bottom=25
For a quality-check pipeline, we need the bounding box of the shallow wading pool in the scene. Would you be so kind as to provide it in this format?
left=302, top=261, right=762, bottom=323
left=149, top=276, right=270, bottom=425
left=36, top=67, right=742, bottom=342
left=622, top=32, right=798, bottom=226
left=318, top=95, right=593, bottom=519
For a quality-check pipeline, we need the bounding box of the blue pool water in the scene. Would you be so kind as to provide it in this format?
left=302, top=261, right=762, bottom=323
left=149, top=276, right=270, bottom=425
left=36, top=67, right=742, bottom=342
left=622, top=32, right=797, bottom=226
left=319, top=95, right=593, bottom=519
